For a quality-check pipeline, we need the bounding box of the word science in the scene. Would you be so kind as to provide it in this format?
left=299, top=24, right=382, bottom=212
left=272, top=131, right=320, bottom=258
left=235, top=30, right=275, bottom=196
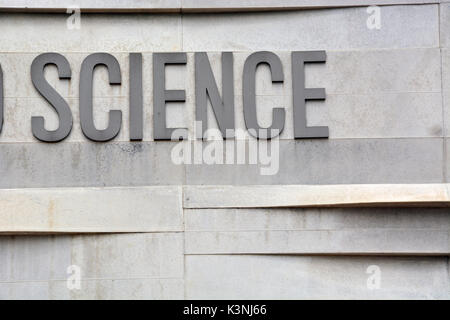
left=0, top=51, right=329, bottom=142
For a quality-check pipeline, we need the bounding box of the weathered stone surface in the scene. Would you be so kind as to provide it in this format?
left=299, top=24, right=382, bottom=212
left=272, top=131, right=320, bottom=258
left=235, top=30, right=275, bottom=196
left=185, top=255, right=450, bottom=299
left=302, top=48, right=441, bottom=95
left=0, top=48, right=441, bottom=142
left=0, top=186, right=183, bottom=233
left=182, top=0, right=439, bottom=11
left=0, top=0, right=438, bottom=12
left=0, top=139, right=437, bottom=189
left=305, top=93, right=443, bottom=139
left=232, top=92, right=442, bottom=140
left=0, top=3, right=447, bottom=300
left=184, top=184, right=450, bottom=208
left=2, top=97, right=131, bottom=143
left=49, top=278, right=184, bottom=300
left=0, top=142, right=184, bottom=188
left=0, top=53, right=129, bottom=99
left=0, top=281, right=50, bottom=300
left=0, top=0, right=182, bottom=11
left=185, top=207, right=450, bottom=231
left=444, top=139, right=450, bottom=181
left=0, top=236, right=71, bottom=282
left=185, top=229, right=450, bottom=254
left=0, top=13, right=181, bottom=52
left=185, top=138, right=443, bottom=185
left=0, top=0, right=440, bottom=12
left=0, top=279, right=184, bottom=300
left=185, top=208, right=450, bottom=254
left=441, top=49, right=450, bottom=137
left=183, top=5, right=438, bottom=51
left=70, top=233, right=184, bottom=279
left=0, top=233, right=183, bottom=282
left=440, top=2, right=450, bottom=48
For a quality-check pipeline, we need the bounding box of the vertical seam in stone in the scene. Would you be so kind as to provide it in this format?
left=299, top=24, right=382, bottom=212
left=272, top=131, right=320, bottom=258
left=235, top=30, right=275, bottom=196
left=181, top=15, right=187, bottom=293
left=181, top=185, right=187, bottom=299
left=181, top=11, right=184, bottom=52
left=439, top=3, right=447, bottom=183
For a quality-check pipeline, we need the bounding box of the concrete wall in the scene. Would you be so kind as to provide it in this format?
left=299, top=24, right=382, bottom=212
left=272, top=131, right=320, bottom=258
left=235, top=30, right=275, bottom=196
left=0, top=0, right=440, bottom=12
left=0, top=2, right=449, bottom=299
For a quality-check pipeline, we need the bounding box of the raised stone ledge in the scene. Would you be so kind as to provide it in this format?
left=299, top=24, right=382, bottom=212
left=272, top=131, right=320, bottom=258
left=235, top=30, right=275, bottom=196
left=0, top=0, right=439, bottom=13
left=0, top=186, right=184, bottom=234
left=0, top=184, right=449, bottom=234
left=183, top=184, right=450, bottom=208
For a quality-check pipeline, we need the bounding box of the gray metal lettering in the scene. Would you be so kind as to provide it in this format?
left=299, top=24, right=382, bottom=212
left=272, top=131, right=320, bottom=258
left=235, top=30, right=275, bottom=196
left=243, top=51, right=284, bottom=139
left=292, top=51, right=328, bottom=139
left=153, top=53, right=187, bottom=140
left=30, top=53, right=73, bottom=142
left=80, top=53, right=122, bottom=142
left=130, top=53, right=143, bottom=141
left=195, top=52, right=234, bottom=139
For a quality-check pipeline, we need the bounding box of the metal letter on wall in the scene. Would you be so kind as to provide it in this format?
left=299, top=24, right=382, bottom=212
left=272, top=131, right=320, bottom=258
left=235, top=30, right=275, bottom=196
left=80, top=53, right=122, bottom=142
left=292, top=51, right=328, bottom=138
left=30, top=53, right=73, bottom=142
left=0, top=64, right=3, bottom=135
left=153, top=53, right=187, bottom=140
left=195, top=52, right=234, bottom=139
left=129, top=53, right=143, bottom=141
left=243, top=51, right=284, bottom=139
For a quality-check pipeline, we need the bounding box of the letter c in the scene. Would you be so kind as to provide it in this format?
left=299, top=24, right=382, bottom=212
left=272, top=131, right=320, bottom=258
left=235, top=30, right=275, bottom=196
left=79, top=53, right=122, bottom=142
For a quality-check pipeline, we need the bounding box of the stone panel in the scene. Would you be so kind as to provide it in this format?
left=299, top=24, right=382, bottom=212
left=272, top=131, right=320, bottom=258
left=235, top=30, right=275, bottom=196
left=185, top=255, right=450, bottom=299
left=0, top=48, right=441, bottom=142
left=0, top=279, right=184, bottom=300
left=440, top=2, right=450, bottom=48
left=0, top=186, right=183, bottom=233
left=0, top=233, right=183, bottom=281
left=182, top=5, right=438, bottom=51
left=0, top=141, right=185, bottom=188
left=185, top=229, right=450, bottom=254
left=185, top=207, right=450, bottom=231
left=185, top=138, right=443, bottom=185
left=0, top=13, right=182, bottom=52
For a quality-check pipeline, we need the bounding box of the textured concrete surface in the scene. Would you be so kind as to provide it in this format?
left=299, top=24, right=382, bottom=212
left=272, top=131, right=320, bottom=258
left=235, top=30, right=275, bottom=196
left=0, top=233, right=184, bottom=299
left=183, top=184, right=450, bottom=208
left=1, top=206, right=449, bottom=299
left=440, top=3, right=450, bottom=48
left=0, top=49, right=441, bottom=142
left=185, top=255, right=450, bottom=299
left=2, top=184, right=450, bottom=233
left=182, top=5, right=438, bottom=51
left=185, top=204, right=450, bottom=255
left=0, top=142, right=185, bottom=188
left=0, top=139, right=443, bottom=188
left=0, top=3, right=450, bottom=299
left=185, top=228, right=450, bottom=254
left=185, top=207, right=450, bottom=231
left=0, top=1, right=439, bottom=12
left=185, top=139, right=443, bottom=185
left=0, top=233, right=183, bottom=281
left=0, top=14, right=182, bottom=52
left=0, top=187, right=183, bottom=233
